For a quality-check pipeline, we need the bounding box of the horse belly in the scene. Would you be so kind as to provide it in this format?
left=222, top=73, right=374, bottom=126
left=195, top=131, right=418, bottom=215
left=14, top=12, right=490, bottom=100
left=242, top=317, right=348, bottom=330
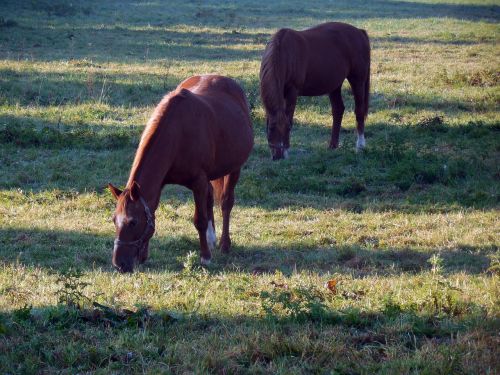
left=300, top=39, right=349, bottom=96
left=209, top=119, right=252, bottom=180
left=299, top=75, right=345, bottom=96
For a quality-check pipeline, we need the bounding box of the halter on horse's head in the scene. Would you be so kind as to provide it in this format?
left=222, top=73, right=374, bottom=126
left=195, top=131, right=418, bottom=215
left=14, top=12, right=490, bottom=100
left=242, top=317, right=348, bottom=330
left=108, top=182, right=155, bottom=273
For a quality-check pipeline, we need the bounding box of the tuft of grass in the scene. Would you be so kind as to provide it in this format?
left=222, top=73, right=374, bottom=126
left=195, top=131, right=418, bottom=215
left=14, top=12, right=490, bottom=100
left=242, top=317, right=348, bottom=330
left=437, top=67, right=500, bottom=87
left=415, top=114, right=446, bottom=132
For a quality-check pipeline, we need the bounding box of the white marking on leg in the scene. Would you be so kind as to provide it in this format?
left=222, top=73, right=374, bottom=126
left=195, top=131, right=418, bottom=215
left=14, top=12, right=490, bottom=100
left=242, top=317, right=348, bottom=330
left=200, top=257, right=211, bottom=266
left=356, top=133, right=366, bottom=151
left=206, top=220, right=216, bottom=251
left=283, top=148, right=289, bottom=159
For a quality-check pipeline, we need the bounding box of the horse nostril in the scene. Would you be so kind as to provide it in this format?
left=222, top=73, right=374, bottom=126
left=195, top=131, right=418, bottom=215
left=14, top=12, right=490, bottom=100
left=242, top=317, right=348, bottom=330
left=118, top=262, right=133, bottom=273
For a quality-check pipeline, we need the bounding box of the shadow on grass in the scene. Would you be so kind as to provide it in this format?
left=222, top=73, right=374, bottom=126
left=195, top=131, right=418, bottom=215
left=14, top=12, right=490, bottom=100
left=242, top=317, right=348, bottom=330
left=304, top=0, right=500, bottom=23
left=1, top=65, right=498, bottom=111
left=1, top=0, right=498, bottom=65
left=0, top=227, right=494, bottom=276
left=0, top=67, right=183, bottom=107
left=371, top=35, right=496, bottom=46
left=0, top=23, right=264, bottom=63
left=1, top=299, right=496, bottom=374
left=0, top=111, right=498, bottom=210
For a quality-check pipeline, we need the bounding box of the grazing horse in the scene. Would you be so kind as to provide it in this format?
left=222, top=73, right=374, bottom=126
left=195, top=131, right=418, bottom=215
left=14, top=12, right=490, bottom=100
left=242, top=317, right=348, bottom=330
left=108, top=75, right=253, bottom=272
left=260, top=22, right=370, bottom=160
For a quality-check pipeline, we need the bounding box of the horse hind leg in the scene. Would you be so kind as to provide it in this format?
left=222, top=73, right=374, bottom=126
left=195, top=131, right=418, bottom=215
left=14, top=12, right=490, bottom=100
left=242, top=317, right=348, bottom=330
left=206, top=182, right=217, bottom=252
left=348, top=77, right=368, bottom=151
left=328, top=87, right=345, bottom=149
left=219, top=170, right=241, bottom=254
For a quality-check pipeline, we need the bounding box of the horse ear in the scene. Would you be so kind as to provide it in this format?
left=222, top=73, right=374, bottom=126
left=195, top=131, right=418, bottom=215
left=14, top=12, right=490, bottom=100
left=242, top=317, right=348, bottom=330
left=130, top=181, right=141, bottom=202
left=108, top=183, right=122, bottom=200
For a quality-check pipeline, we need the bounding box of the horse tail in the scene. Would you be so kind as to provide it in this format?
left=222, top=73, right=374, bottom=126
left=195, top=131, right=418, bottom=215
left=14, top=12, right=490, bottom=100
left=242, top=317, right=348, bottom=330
left=361, top=29, right=370, bottom=119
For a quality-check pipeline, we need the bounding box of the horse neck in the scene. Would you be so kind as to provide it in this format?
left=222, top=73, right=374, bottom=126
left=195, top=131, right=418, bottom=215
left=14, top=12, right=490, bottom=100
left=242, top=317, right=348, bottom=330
left=261, top=43, right=286, bottom=116
left=126, top=125, right=175, bottom=212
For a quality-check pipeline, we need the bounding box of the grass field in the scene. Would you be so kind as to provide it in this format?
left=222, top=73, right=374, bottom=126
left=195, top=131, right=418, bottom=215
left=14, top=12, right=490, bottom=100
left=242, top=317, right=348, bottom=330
left=0, top=0, right=499, bottom=373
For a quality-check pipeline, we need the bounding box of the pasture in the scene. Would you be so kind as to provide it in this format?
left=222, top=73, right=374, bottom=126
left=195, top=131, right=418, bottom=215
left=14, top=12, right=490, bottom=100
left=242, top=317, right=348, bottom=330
left=0, top=0, right=499, bottom=373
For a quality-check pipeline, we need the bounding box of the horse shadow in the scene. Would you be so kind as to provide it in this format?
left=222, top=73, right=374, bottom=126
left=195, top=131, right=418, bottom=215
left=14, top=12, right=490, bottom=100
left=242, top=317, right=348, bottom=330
left=1, top=109, right=498, bottom=212
left=0, top=227, right=493, bottom=276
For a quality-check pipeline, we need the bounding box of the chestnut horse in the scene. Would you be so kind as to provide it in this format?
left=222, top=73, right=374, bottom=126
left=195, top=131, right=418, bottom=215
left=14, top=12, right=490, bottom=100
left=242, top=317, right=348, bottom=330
left=108, top=75, right=253, bottom=272
left=260, top=22, right=370, bottom=160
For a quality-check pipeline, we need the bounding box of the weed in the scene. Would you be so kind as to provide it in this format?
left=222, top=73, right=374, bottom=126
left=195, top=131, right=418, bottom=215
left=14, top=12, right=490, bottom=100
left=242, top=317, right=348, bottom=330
left=415, top=114, right=446, bottom=133
left=429, top=253, right=444, bottom=275
left=261, top=283, right=333, bottom=323
left=53, top=268, right=91, bottom=308
left=181, top=251, right=199, bottom=273
left=486, top=253, right=500, bottom=275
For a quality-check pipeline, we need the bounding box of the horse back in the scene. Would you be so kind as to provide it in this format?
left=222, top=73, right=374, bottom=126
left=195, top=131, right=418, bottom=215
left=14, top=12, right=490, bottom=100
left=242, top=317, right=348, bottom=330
left=285, top=22, right=370, bottom=95
left=169, top=75, right=253, bottom=181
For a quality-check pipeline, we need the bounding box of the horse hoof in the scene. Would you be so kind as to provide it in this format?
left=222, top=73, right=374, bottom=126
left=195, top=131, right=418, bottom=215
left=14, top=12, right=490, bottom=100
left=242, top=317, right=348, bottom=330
left=200, top=257, right=211, bottom=266
left=220, top=240, right=231, bottom=254
left=356, top=134, right=366, bottom=151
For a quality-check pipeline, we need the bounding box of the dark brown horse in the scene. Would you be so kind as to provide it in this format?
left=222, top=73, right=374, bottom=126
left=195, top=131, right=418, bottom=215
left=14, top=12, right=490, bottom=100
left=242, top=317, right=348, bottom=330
left=260, top=22, right=370, bottom=160
left=108, top=75, right=253, bottom=272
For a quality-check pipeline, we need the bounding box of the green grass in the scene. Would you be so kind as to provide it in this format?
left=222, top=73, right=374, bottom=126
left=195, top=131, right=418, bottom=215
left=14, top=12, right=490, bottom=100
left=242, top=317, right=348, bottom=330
left=0, top=0, right=499, bottom=373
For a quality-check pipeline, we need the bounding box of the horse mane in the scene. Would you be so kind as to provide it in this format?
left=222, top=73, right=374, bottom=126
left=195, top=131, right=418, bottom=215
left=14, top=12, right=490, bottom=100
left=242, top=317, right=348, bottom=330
left=260, top=29, right=290, bottom=116
left=126, top=89, right=188, bottom=187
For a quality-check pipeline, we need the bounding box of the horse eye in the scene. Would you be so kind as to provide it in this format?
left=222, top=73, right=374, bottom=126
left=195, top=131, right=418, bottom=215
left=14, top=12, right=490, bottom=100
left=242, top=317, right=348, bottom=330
left=129, top=219, right=137, bottom=227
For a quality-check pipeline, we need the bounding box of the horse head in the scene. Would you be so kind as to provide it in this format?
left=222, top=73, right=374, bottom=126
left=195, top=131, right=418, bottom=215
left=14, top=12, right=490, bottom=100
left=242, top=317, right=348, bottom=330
left=108, top=181, right=155, bottom=273
left=266, top=110, right=290, bottom=160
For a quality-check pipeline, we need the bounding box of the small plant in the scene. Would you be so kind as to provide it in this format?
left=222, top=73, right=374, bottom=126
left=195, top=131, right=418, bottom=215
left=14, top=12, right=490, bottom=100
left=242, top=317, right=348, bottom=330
left=53, top=268, right=91, bottom=308
left=486, top=253, right=500, bottom=275
left=415, top=114, right=447, bottom=133
left=260, top=284, right=332, bottom=322
left=182, top=251, right=199, bottom=274
left=428, top=253, right=444, bottom=275
left=420, top=255, right=476, bottom=318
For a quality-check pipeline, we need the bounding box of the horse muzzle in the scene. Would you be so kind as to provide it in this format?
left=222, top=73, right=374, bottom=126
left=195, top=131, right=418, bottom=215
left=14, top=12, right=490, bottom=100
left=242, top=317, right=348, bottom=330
left=112, top=258, right=135, bottom=273
left=269, top=143, right=289, bottom=160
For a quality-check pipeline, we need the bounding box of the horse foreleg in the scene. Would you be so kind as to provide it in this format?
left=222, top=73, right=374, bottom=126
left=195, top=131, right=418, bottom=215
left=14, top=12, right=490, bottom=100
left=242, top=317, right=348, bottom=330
left=284, top=88, right=298, bottom=154
left=220, top=170, right=240, bottom=254
left=329, top=88, right=344, bottom=149
left=192, top=177, right=212, bottom=265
